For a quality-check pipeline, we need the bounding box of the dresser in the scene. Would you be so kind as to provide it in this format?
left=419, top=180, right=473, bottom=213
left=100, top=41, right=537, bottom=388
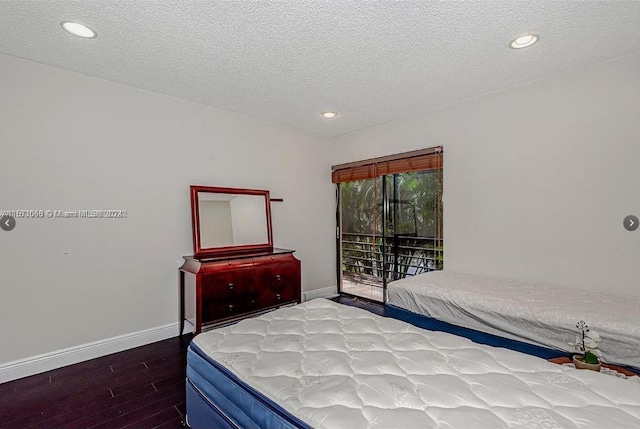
left=179, top=248, right=301, bottom=334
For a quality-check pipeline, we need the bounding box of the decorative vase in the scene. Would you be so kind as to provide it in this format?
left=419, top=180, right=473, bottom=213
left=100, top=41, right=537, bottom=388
left=572, top=355, right=601, bottom=372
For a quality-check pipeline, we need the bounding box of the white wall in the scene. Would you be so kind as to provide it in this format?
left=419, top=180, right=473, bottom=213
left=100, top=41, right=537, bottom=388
left=230, top=196, right=268, bottom=245
left=332, top=53, right=640, bottom=296
left=0, top=53, right=336, bottom=365
left=199, top=200, right=233, bottom=247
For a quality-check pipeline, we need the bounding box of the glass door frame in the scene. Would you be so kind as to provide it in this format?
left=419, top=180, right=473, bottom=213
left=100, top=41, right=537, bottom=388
left=337, top=171, right=442, bottom=302
left=336, top=175, right=391, bottom=303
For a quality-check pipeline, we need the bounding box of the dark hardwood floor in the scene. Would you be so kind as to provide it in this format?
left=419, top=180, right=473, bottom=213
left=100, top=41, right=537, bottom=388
left=0, top=298, right=379, bottom=429
left=330, top=294, right=386, bottom=316
left=0, top=334, right=193, bottom=429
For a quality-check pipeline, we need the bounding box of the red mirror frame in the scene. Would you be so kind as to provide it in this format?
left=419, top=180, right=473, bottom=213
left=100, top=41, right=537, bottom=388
left=190, top=185, right=273, bottom=258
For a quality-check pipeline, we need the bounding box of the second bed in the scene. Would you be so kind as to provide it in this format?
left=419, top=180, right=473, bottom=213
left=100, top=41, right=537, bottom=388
left=387, top=270, right=640, bottom=369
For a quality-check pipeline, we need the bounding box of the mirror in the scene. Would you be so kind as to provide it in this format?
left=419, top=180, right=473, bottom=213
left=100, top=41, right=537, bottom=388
left=190, top=186, right=273, bottom=257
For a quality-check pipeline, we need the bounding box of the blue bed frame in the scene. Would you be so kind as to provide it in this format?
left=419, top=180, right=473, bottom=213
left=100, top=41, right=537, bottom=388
left=186, top=342, right=311, bottom=429
left=384, top=303, right=569, bottom=360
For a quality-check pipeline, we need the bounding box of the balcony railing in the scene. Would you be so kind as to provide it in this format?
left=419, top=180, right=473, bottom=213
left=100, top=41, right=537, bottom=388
left=341, top=232, right=443, bottom=283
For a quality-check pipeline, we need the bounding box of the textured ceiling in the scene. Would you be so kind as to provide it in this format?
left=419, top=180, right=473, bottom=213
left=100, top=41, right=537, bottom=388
left=1, top=1, right=639, bottom=137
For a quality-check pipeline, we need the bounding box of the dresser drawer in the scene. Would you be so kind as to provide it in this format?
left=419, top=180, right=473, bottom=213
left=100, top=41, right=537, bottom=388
left=202, top=270, right=254, bottom=298
left=200, top=258, right=254, bottom=274
left=202, top=297, right=260, bottom=323
left=256, top=284, right=297, bottom=308
left=256, top=263, right=298, bottom=291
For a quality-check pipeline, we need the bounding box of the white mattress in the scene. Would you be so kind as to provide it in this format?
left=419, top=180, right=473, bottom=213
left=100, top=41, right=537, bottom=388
left=387, top=270, right=640, bottom=368
left=193, top=299, right=640, bottom=429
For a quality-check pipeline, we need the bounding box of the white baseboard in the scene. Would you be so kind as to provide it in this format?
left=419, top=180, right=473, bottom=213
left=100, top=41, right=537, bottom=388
left=303, top=285, right=338, bottom=302
left=0, top=322, right=180, bottom=384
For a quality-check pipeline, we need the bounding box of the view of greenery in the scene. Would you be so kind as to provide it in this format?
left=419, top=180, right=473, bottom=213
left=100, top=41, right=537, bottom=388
left=340, top=170, right=443, bottom=284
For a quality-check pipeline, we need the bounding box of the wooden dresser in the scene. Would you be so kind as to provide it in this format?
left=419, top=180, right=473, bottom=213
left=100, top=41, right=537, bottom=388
left=179, top=248, right=301, bottom=334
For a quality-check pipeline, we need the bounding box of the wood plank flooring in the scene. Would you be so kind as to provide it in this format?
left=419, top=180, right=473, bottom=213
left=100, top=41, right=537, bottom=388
left=0, top=297, right=381, bottom=429
left=331, top=294, right=386, bottom=316
left=0, top=335, right=192, bottom=429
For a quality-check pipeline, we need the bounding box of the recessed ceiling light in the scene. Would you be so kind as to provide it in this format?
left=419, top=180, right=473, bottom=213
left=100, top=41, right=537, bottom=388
left=321, top=111, right=337, bottom=119
left=509, top=33, right=539, bottom=49
left=61, top=21, right=97, bottom=39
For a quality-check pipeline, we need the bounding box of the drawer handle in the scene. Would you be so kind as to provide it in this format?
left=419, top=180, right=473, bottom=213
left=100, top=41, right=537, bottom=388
left=228, top=304, right=234, bottom=312
left=276, top=275, right=281, bottom=281
left=276, top=293, right=281, bottom=301
left=228, top=283, right=234, bottom=290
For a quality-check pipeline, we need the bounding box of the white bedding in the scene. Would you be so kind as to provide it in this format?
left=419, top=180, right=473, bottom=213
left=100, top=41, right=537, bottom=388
left=387, top=270, right=640, bottom=368
left=194, top=299, right=640, bottom=429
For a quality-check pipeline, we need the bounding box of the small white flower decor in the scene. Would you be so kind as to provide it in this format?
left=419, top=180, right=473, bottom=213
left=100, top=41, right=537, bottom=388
left=569, top=320, right=603, bottom=371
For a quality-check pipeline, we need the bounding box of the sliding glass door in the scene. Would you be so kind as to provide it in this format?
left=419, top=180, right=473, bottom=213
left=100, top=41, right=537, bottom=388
left=335, top=149, right=443, bottom=303
left=384, top=170, right=443, bottom=283
left=339, top=177, right=384, bottom=301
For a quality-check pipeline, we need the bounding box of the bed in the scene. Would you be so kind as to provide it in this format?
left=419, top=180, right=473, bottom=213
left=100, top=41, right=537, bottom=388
left=386, top=270, right=640, bottom=369
left=186, top=298, right=640, bottom=428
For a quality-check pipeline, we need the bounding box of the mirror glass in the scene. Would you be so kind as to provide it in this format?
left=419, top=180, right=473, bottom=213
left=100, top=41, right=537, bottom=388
left=198, top=193, right=268, bottom=247
left=190, top=186, right=273, bottom=257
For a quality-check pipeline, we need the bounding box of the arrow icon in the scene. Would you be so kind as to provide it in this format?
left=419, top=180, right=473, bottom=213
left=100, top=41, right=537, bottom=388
left=0, top=215, right=15, bottom=231
left=624, top=215, right=639, bottom=232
